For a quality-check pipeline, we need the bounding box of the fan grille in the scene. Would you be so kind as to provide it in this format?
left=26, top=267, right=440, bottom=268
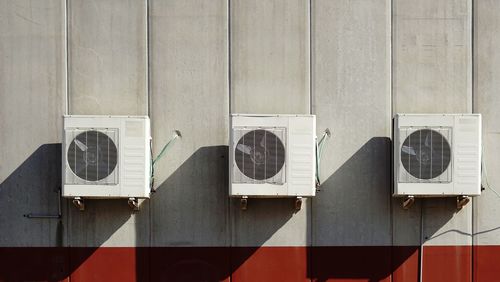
left=233, top=128, right=286, bottom=184
left=399, top=127, right=452, bottom=182
left=66, top=129, right=119, bottom=184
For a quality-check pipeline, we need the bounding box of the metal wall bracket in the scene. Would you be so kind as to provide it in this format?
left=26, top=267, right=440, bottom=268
left=240, top=196, right=248, bottom=210
left=24, top=188, right=62, bottom=219
left=295, top=197, right=303, bottom=211
left=72, top=197, right=85, bottom=211
left=128, top=197, right=139, bottom=211
left=403, top=195, right=415, bottom=210
left=457, top=195, right=470, bottom=210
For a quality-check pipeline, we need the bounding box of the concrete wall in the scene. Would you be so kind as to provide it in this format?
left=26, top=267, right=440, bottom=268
left=1, top=0, right=500, bottom=281
left=0, top=0, right=66, bottom=247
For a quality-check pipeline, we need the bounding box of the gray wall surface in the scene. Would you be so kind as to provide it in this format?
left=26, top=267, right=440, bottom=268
left=0, top=0, right=65, bottom=247
left=392, top=0, right=473, bottom=248
left=1, top=0, right=499, bottom=278
left=149, top=0, right=229, bottom=247
left=230, top=0, right=311, bottom=247
left=474, top=0, right=500, bottom=246
left=312, top=0, right=392, bottom=247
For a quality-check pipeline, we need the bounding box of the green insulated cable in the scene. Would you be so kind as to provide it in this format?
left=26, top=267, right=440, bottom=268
left=153, top=130, right=181, bottom=165
left=150, top=130, right=181, bottom=190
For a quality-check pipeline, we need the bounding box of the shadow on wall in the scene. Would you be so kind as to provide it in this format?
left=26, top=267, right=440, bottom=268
left=136, top=145, right=295, bottom=282
left=0, top=142, right=461, bottom=281
left=0, top=144, right=134, bottom=281
left=0, top=144, right=68, bottom=281
left=309, top=137, right=395, bottom=282
left=308, top=137, right=452, bottom=282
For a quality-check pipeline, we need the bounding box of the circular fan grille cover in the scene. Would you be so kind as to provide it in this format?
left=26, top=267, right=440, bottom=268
left=235, top=129, right=285, bottom=180
left=67, top=130, right=118, bottom=181
left=401, top=129, right=451, bottom=180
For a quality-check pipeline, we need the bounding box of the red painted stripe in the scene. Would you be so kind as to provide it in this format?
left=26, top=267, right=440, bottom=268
left=0, top=246, right=494, bottom=281
left=474, top=245, right=500, bottom=282
left=0, top=247, right=69, bottom=282
left=310, top=246, right=392, bottom=282
left=70, top=247, right=149, bottom=282
left=422, top=246, right=472, bottom=282
left=392, top=246, right=419, bottom=282
left=232, top=247, right=308, bottom=282
left=150, top=247, right=230, bottom=282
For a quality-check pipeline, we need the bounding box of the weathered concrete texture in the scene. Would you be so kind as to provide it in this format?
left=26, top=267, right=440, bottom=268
left=392, top=0, right=473, bottom=247
left=393, top=0, right=472, bottom=113
left=394, top=198, right=473, bottom=246
left=230, top=0, right=310, bottom=115
left=311, top=0, right=392, bottom=246
left=68, top=0, right=147, bottom=115
left=230, top=0, right=311, bottom=247
left=422, top=198, right=472, bottom=245
left=149, top=0, right=229, bottom=247
left=67, top=201, right=149, bottom=247
left=230, top=199, right=310, bottom=246
left=66, top=0, right=150, bottom=247
left=473, top=0, right=500, bottom=245
left=0, top=0, right=65, bottom=247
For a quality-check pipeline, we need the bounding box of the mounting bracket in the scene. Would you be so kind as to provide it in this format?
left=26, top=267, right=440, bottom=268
left=240, top=196, right=248, bottom=210
left=72, top=197, right=85, bottom=211
left=403, top=195, right=415, bottom=210
left=128, top=198, right=140, bottom=211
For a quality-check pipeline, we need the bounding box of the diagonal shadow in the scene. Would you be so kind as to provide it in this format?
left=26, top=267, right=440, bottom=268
left=307, top=137, right=455, bottom=282
left=309, top=137, right=395, bottom=282
left=0, top=144, right=71, bottom=281
left=0, top=144, right=68, bottom=281
left=137, top=145, right=295, bottom=282
left=0, top=143, right=135, bottom=281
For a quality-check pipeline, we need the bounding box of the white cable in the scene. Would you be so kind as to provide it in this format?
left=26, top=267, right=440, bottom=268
left=481, top=143, right=500, bottom=198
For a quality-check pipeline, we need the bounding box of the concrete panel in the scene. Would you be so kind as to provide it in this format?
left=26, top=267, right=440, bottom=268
left=66, top=0, right=149, bottom=247
left=230, top=0, right=311, bottom=247
left=68, top=0, right=147, bottom=115
left=422, top=198, right=472, bottom=246
left=67, top=201, right=149, bottom=247
left=473, top=0, right=500, bottom=245
left=392, top=0, right=473, bottom=247
left=311, top=0, right=392, bottom=246
left=394, top=199, right=473, bottom=246
left=0, top=0, right=65, bottom=247
left=230, top=0, right=310, bottom=114
left=149, top=0, right=229, bottom=246
left=393, top=0, right=472, bottom=113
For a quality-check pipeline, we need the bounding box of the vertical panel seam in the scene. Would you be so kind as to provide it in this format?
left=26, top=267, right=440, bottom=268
left=309, top=0, right=313, bottom=116
left=146, top=0, right=151, bottom=119
left=64, top=0, right=71, bottom=250
left=471, top=1, right=475, bottom=282
left=146, top=0, right=152, bottom=252
left=227, top=1, right=233, bottom=281
left=389, top=1, right=394, bottom=281
left=65, top=0, right=70, bottom=115
left=308, top=0, right=313, bottom=280
left=470, top=0, right=474, bottom=114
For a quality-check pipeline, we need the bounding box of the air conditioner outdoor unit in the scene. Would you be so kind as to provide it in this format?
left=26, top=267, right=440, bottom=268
left=63, top=115, right=151, bottom=207
left=230, top=114, right=316, bottom=201
left=393, top=114, right=481, bottom=198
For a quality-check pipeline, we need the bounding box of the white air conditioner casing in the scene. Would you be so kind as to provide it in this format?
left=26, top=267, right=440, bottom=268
left=63, top=115, right=151, bottom=199
left=393, top=114, right=481, bottom=197
left=230, top=114, right=316, bottom=197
